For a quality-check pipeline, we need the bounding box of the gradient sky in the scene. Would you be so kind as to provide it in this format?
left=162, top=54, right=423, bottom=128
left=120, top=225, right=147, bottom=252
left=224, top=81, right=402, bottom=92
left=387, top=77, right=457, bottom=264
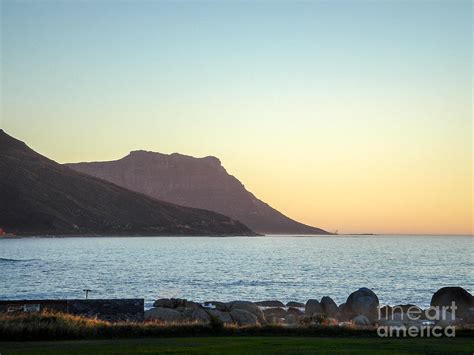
left=1, top=1, right=472, bottom=235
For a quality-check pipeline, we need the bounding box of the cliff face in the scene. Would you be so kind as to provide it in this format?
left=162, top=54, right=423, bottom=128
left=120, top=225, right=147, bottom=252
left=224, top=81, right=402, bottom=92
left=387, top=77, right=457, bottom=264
left=0, top=130, right=255, bottom=236
left=67, top=151, right=330, bottom=235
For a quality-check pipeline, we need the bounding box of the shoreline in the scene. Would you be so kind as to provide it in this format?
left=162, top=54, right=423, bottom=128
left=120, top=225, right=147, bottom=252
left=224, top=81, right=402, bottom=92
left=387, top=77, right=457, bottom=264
left=1, top=233, right=473, bottom=239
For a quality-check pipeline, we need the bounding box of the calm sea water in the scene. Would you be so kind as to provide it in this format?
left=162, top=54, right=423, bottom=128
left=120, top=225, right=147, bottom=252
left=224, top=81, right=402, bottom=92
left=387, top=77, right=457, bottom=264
left=0, top=236, right=472, bottom=309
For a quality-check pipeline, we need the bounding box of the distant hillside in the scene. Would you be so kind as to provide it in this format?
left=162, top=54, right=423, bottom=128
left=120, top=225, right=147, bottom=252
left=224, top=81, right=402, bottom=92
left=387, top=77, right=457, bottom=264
left=67, top=151, right=330, bottom=235
left=0, top=130, right=255, bottom=236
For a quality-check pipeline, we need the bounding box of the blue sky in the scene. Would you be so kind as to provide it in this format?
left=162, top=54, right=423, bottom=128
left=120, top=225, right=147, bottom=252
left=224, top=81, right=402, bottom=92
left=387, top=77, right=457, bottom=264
left=1, top=1, right=472, bottom=234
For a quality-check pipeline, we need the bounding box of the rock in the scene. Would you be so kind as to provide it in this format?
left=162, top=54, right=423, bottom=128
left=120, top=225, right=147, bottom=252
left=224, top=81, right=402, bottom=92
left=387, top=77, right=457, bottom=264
left=286, top=301, right=304, bottom=308
left=153, top=298, right=174, bottom=308
left=320, top=296, right=338, bottom=317
left=184, top=300, right=201, bottom=309
left=263, top=307, right=287, bottom=322
left=255, top=300, right=285, bottom=308
left=391, top=312, right=411, bottom=322
left=379, top=305, right=393, bottom=319
left=172, top=298, right=188, bottom=308
left=345, top=287, right=379, bottom=321
left=352, top=315, right=371, bottom=326
left=230, top=309, right=258, bottom=326
left=465, top=308, right=474, bottom=324
left=152, top=298, right=195, bottom=309
left=182, top=308, right=195, bottom=319
left=203, top=301, right=229, bottom=312
left=435, top=311, right=461, bottom=327
left=144, top=307, right=183, bottom=322
left=287, top=307, right=304, bottom=316
left=206, top=309, right=233, bottom=324
left=430, top=287, right=473, bottom=318
left=190, top=308, right=211, bottom=323
left=393, top=304, right=422, bottom=315
left=336, top=303, right=352, bottom=321
left=229, top=301, right=264, bottom=323
left=305, top=299, right=322, bottom=316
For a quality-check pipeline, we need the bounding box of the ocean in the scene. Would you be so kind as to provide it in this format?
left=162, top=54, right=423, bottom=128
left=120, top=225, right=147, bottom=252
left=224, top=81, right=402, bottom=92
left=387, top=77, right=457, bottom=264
left=0, top=235, right=472, bottom=309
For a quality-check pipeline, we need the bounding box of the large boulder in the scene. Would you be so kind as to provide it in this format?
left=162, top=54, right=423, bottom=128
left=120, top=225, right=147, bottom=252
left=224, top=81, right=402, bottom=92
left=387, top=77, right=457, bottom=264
left=430, top=287, right=473, bottom=318
left=336, top=303, right=351, bottom=321
left=345, top=288, right=379, bottom=322
left=153, top=298, right=174, bottom=308
left=152, top=298, right=196, bottom=309
left=144, top=307, right=183, bottom=322
left=465, top=309, right=474, bottom=324
left=255, top=300, right=285, bottom=308
left=263, top=307, right=287, bottom=322
left=183, top=308, right=211, bottom=323
left=230, top=309, right=258, bottom=326
left=320, top=296, right=338, bottom=317
left=352, top=315, right=371, bottom=326
left=435, top=311, right=462, bottom=328
left=286, top=301, right=305, bottom=308
left=206, top=309, right=233, bottom=324
left=287, top=307, right=304, bottom=316
left=305, top=299, right=322, bottom=316
left=228, top=301, right=264, bottom=323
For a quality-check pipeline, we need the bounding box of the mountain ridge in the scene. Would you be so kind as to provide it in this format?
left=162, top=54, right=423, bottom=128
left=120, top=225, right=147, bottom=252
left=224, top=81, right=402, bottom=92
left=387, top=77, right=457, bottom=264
left=0, top=130, right=255, bottom=236
left=67, top=150, right=330, bottom=235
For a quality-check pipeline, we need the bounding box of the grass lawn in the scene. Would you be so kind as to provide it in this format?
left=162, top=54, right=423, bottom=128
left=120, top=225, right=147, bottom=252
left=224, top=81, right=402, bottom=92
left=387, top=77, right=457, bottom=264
left=1, top=336, right=472, bottom=354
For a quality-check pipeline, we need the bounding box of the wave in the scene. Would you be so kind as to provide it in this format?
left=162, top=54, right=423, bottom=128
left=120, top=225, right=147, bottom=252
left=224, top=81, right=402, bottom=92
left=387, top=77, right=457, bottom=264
left=0, top=257, right=38, bottom=263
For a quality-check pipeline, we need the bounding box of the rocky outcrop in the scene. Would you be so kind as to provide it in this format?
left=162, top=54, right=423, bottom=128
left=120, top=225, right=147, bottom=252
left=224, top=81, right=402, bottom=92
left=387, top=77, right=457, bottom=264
left=228, top=301, right=264, bottom=323
left=144, top=307, right=183, bottom=322
left=189, top=308, right=211, bottom=323
left=255, top=300, right=285, bottom=307
left=345, top=288, right=379, bottom=322
left=336, top=303, right=351, bottom=321
left=230, top=309, right=258, bottom=326
left=146, top=298, right=268, bottom=325
left=320, top=296, right=338, bottom=317
left=143, top=288, right=474, bottom=327
left=430, top=287, right=473, bottom=318
left=305, top=299, right=322, bottom=316
left=153, top=298, right=199, bottom=309
left=263, top=307, right=287, bottom=321
left=66, top=150, right=330, bottom=235
left=207, top=309, right=233, bottom=323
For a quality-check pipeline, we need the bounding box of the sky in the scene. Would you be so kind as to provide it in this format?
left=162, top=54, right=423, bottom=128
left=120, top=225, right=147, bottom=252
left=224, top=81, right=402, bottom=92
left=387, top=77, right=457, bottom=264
left=1, top=0, right=472, bottom=235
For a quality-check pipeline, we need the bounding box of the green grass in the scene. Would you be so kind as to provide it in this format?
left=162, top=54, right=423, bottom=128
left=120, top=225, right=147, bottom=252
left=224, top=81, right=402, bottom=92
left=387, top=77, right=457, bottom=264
left=1, top=336, right=473, bottom=354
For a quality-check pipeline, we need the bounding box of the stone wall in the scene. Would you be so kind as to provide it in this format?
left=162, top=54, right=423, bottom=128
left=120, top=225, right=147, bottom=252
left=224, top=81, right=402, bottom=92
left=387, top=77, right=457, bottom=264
left=0, top=299, right=144, bottom=322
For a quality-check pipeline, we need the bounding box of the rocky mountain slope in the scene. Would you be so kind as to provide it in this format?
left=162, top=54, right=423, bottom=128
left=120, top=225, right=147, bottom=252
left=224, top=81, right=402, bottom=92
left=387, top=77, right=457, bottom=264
left=67, top=150, right=330, bottom=235
left=0, top=130, right=254, bottom=236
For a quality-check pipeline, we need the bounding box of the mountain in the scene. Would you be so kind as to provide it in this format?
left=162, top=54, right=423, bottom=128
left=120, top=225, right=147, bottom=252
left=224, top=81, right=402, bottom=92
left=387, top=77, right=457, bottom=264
left=67, top=150, right=330, bottom=235
left=0, top=130, right=255, bottom=236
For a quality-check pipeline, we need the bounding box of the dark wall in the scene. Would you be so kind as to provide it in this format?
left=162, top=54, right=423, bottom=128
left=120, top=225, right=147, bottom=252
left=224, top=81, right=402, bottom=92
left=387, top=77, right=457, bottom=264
left=0, top=299, right=144, bottom=322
